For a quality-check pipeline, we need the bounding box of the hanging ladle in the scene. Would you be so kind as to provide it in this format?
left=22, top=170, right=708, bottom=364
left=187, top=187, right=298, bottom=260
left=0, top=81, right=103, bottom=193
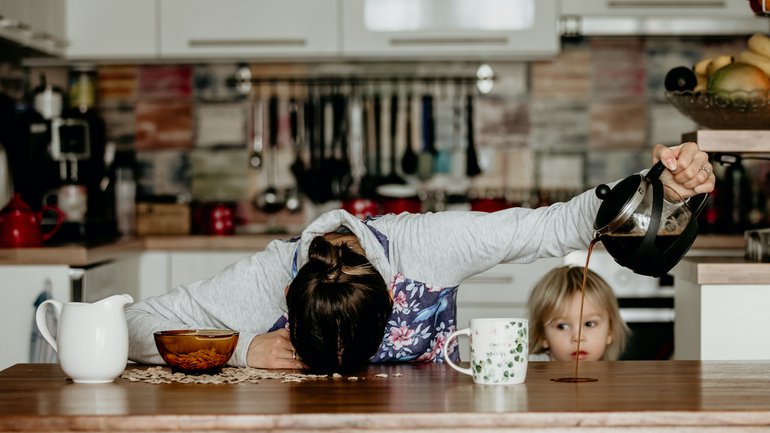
left=254, top=90, right=285, bottom=213
left=286, top=91, right=304, bottom=213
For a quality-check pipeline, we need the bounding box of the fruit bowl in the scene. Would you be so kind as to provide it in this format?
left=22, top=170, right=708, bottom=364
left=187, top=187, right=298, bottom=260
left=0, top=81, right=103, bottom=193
left=665, top=90, right=770, bottom=130
left=154, top=329, right=239, bottom=374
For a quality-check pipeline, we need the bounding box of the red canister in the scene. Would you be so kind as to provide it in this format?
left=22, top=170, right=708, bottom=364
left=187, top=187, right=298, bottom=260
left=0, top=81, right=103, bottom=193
left=378, top=185, right=421, bottom=215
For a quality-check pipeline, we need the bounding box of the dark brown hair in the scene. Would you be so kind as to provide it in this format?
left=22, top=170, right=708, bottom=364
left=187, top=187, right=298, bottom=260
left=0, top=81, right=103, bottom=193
left=287, top=236, right=392, bottom=373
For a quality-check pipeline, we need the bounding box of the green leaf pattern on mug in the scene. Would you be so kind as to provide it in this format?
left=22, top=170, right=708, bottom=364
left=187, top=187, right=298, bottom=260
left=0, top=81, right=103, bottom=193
left=470, top=321, right=528, bottom=384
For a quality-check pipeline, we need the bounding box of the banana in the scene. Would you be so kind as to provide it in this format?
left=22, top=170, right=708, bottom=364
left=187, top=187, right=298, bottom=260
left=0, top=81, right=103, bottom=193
left=737, top=50, right=770, bottom=77
left=747, top=33, right=770, bottom=59
left=706, top=55, right=734, bottom=77
left=694, top=73, right=708, bottom=93
left=693, top=57, right=713, bottom=76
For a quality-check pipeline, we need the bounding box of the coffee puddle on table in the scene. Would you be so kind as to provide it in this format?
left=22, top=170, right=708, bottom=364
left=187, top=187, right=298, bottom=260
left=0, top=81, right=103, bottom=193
left=551, top=237, right=600, bottom=384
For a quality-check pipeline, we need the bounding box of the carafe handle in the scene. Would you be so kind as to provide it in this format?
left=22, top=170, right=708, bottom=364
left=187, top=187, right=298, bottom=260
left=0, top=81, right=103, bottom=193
left=35, top=299, right=63, bottom=352
left=687, top=192, right=710, bottom=219
left=644, top=161, right=667, bottom=181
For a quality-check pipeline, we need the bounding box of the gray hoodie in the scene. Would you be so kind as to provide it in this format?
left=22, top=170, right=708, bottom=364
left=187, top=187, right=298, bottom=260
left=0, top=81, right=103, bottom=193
left=126, top=187, right=599, bottom=367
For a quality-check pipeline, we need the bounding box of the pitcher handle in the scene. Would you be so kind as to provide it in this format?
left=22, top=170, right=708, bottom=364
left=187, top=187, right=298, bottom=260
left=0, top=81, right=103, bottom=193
left=38, top=206, right=65, bottom=242
left=35, top=299, right=63, bottom=352
left=443, top=328, right=472, bottom=376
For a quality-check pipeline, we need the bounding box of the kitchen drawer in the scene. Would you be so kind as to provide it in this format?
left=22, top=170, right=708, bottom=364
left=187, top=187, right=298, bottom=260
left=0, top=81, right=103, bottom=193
left=159, top=0, right=340, bottom=58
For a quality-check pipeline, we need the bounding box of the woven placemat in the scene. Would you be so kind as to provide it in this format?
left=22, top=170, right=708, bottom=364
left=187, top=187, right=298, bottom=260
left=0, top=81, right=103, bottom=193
left=121, top=366, right=401, bottom=385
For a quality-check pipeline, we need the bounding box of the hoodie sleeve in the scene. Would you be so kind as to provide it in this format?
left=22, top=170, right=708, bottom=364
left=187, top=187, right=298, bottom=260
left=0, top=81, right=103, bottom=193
left=369, top=187, right=599, bottom=287
left=125, top=239, right=295, bottom=368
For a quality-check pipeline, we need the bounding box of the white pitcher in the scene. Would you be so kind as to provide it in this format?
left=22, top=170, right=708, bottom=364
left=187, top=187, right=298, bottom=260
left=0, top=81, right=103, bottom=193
left=36, top=294, right=134, bottom=383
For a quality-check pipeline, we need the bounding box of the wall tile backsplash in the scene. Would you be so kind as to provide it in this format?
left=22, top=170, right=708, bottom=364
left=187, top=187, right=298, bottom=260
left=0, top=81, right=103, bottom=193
left=4, top=35, right=758, bottom=230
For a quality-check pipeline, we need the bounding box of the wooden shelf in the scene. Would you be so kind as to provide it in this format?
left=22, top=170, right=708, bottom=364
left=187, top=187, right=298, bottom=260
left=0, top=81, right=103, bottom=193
left=682, top=130, right=770, bottom=153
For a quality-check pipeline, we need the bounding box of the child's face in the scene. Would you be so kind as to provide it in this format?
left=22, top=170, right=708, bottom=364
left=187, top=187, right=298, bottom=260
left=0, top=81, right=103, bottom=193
left=540, top=293, right=612, bottom=362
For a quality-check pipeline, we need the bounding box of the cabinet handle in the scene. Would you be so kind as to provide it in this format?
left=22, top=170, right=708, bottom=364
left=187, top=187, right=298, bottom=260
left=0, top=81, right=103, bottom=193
left=463, top=276, right=514, bottom=285
left=607, top=1, right=724, bottom=8
left=389, top=36, right=508, bottom=46
left=0, top=19, right=30, bottom=32
left=188, top=38, right=307, bottom=48
left=31, top=31, right=53, bottom=41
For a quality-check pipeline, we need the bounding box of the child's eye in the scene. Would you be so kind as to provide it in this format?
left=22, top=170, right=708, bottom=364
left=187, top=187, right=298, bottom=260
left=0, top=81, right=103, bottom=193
left=556, top=323, right=569, bottom=330
left=585, top=320, right=598, bottom=328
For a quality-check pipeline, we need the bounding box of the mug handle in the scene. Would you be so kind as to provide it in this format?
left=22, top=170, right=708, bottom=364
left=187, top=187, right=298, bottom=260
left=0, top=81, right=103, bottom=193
left=443, top=328, right=472, bottom=376
left=35, top=299, right=63, bottom=352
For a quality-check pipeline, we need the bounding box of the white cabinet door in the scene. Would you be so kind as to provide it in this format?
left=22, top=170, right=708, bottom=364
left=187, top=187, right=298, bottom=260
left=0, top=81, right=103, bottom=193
left=0, top=265, right=70, bottom=371
left=168, top=251, right=253, bottom=288
left=66, top=0, right=158, bottom=59
left=159, top=0, right=339, bottom=58
left=560, top=0, right=770, bottom=35
left=561, top=0, right=755, bottom=17
left=455, top=258, right=563, bottom=360
left=341, top=0, right=559, bottom=59
left=0, top=0, right=65, bottom=56
left=79, top=257, right=141, bottom=303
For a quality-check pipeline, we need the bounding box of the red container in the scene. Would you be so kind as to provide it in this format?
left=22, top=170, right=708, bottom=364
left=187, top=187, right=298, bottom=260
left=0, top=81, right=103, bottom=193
left=470, top=197, right=510, bottom=213
left=382, top=197, right=421, bottom=214
left=0, top=193, right=64, bottom=247
left=342, top=198, right=380, bottom=220
left=377, top=184, right=421, bottom=215
left=202, top=202, right=236, bottom=236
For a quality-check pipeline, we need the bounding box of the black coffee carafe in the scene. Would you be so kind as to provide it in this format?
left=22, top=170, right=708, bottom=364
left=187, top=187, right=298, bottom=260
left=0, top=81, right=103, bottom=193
left=593, top=161, right=709, bottom=277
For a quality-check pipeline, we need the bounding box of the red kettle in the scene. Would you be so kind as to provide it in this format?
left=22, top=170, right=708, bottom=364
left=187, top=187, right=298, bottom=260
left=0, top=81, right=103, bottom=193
left=0, top=193, right=65, bottom=248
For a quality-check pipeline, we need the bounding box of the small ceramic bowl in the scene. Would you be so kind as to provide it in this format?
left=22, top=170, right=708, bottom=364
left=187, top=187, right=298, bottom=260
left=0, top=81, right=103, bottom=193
left=153, top=329, right=239, bottom=374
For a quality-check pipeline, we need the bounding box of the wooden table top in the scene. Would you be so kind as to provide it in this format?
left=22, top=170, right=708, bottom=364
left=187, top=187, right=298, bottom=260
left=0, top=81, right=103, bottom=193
left=3, top=361, right=770, bottom=432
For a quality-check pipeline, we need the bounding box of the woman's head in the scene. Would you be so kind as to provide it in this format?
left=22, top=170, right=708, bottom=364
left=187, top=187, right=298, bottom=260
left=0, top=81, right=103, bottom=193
left=287, top=235, right=392, bottom=373
left=527, top=266, right=629, bottom=361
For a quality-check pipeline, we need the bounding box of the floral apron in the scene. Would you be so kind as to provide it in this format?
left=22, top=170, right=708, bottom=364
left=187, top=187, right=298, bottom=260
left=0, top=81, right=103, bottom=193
left=268, top=222, right=460, bottom=363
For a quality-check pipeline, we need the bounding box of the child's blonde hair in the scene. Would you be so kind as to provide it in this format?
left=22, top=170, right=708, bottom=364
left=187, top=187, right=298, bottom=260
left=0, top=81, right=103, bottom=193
left=527, top=266, right=630, bottom=361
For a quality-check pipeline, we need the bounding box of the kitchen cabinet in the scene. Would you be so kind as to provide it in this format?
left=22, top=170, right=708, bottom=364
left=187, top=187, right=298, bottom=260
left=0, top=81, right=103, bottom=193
left=0, top=256, right=141, bottom=372
left=0, top=0, right=66, bottom=57
left=340, top=0, right=559, bottom=59
left=456, top=258, right=564, bottom=359
left=167, top=251, right=253, bottom=287
left=65, top=0, right=158, bottom=59
left=671, top=256, right=770, bottom=360
left=0, top=265, right=70, bottom=371
left=133, top=250, right=254, bottom=300
left=158, top=0, right=339, bottom=59
left=560, top=0, right=770, bottom=35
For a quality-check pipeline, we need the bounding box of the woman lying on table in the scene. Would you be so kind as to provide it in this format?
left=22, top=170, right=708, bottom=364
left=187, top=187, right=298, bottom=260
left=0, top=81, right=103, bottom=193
left=126, top=143, right=715, bottom=374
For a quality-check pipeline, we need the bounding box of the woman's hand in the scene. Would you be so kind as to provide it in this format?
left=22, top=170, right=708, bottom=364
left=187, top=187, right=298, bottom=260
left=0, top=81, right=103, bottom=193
left=246, top=329, right=306, bottom=369
left=652, top=142, right=715, bottom=200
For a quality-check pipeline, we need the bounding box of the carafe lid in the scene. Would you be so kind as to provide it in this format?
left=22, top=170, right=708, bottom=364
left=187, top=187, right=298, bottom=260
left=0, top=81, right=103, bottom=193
left=593, top=174, right=646, bottom=234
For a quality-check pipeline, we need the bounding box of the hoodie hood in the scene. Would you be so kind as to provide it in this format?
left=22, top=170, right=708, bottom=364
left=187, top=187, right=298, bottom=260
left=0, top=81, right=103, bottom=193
left=296, top=210, right=391, bottom=283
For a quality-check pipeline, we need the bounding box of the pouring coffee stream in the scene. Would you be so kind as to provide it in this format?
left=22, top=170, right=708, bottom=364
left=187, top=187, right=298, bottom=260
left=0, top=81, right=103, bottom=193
left=552, top=161, right=709, bottom=383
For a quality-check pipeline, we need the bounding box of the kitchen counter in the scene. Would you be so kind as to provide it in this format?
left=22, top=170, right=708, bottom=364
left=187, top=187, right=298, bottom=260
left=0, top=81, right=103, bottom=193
left=2, top=361, right=770, bottom=432
left=0, top=234, right=294, bottom=266
left=671, top=255, right=770, bottom=361
left=673, top=255, right=770, bottom=285
left=0, top=234, right=744, bottom=266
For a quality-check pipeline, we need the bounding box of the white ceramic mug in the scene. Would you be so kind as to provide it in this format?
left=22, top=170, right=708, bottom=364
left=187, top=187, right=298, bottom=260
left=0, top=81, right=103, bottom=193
left=444, top=318, right=528, bottom=385
left=35, top=294, right=133, bottom=383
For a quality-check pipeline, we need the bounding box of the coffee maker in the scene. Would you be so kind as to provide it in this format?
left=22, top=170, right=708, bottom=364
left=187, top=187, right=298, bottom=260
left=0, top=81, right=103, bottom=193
left=10, top=70, right=118, bottom=244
